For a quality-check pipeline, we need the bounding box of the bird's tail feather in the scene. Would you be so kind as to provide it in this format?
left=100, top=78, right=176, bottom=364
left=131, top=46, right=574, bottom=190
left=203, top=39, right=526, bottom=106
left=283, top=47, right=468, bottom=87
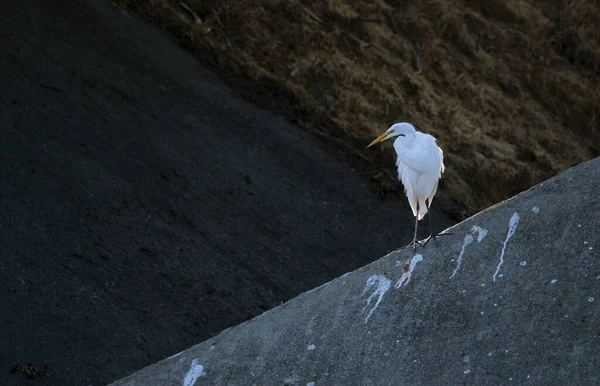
left=417, top=197, right=428, bottom=221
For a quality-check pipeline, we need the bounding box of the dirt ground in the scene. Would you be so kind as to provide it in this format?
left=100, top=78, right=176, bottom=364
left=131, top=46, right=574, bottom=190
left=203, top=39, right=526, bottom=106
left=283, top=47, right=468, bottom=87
left=114, top=0, right=600, bottom=219
left=0, top=1, right=455, bottom=385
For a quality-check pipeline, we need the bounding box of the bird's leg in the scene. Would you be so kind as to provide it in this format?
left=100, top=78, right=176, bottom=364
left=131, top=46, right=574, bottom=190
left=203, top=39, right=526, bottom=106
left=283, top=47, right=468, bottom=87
left=411, top=212, right=419, bottom=250
left=421, top=207, right=452, bottom=247
left=408, top=202, right=420, bottom=251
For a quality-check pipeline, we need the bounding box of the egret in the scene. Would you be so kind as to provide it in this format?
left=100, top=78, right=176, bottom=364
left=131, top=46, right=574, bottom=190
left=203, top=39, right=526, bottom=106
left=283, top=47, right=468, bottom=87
left=368, top=122, right=447, bottom=250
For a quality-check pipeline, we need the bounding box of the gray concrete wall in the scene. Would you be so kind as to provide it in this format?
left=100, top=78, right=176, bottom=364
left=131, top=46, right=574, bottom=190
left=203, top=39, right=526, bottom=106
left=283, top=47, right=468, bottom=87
left=111, top=157, right=600, bottom=385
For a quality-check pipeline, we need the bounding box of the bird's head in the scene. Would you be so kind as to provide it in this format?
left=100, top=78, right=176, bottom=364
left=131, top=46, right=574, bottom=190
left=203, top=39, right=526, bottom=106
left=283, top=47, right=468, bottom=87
left=367, top=122, right=416, bottom=148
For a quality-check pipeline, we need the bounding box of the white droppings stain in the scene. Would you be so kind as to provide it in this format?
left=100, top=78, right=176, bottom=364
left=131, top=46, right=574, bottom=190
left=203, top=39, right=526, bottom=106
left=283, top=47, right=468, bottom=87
left=481, top=283, right=485, bottom=287
left=450, top=226, right=488, bottom=279
left=493, top=212, right=520, bottom=282
left=498, top=274, right=504, bottom=278
left=487, top=351, right=494, bottom=357
left=480, top=311, right=485, bottom=315
left=449, top=234, right=473, bottom=279
left=168, top=352, right=182, bottom=360
left=183, top=359, right=205, bottom=386
left=590, top=247, right=594, bottom=251
left=551, top=279, right=557, bottom=284
left=588, top=297, right=595, bottom=302
left=532, top=206, right=539, bottom=213
left=395, top=254, right=423, bottom=288
left=584, top=241, right=589, bottom=245
left=307, top=344, right=316, bottom=351
left=596, top=275, right=600, bottom=280
left=307, top=382, right=315, bottom=386
left=471, top=225, right=488, bottom=242
left=361, top=275, right=391, bottom=323
left=520, top=261, right=527, bottom=267
left=493, top=303, right=498, bottom=307
left=528, top=375, right=531, bottom=379
left=578, top=224, right=582, bottom=228
left=464, top=369, right=471, bottom=374
left=509, top=377, right=513, bottom=381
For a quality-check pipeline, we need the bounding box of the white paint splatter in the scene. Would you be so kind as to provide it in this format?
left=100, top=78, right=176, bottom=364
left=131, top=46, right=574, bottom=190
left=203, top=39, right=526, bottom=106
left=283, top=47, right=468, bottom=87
left=584, top=241, right=589, bottom=245
left=183, top=359, right=205, bottom=386
left=487, top=351, right=494, bottom=357
left=464, top=369, right=471, bottom=374
left=307, top=344, right=315, bottom=351
left=361, top=275, right=391, bottom=323
left=493, top=212, right=520, bottom=282
left=590, top=247, right=594, bottom=251
left=532, top=206, right=539, bottom=213
left=520, top=261, right=527, bottom=267
left=588, top=297, right=595, bottom=302
left=307, top=382, right=315, bottom=386
left=498, top=274, right=504, bottom=278
left=395, top=254, right=423, bottom=288
left=551, top=279, right=557, bottom=284
left=578, top=224, right=582, bottom=228
left=450, top=226, right=488, bottom=279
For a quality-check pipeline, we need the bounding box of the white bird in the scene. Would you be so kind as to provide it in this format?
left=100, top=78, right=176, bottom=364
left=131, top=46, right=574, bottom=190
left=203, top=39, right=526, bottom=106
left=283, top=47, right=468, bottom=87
left=368, top=122, right=447, bottom=249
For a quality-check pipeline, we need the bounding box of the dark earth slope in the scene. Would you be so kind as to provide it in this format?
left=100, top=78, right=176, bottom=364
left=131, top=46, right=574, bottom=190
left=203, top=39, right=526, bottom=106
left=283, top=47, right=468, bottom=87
left=0, top=0, right=454, bottom=385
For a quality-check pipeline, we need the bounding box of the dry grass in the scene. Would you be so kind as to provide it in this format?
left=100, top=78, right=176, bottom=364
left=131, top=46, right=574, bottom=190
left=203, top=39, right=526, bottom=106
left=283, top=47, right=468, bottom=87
left=113, top=0, right=600, bottom=219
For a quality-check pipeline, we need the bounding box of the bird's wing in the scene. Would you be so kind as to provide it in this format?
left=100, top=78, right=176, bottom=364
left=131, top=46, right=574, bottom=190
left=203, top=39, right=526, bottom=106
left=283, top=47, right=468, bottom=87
left=438, top=144, right=445, bottom=176
left=395, top=158, right=419, bottom=218
left=394, top=135, right=442, bottom=176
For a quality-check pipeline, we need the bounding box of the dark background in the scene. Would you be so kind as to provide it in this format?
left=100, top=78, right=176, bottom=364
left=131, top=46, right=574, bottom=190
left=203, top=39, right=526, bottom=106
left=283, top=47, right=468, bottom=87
left=0, top=1, right=454, bottom=384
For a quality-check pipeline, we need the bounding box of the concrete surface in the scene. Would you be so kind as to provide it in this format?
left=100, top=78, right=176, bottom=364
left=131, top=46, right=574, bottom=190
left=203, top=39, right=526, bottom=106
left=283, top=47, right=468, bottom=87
left=0, top=1, right=455, bottom=385
left=111, top=157, right=600, bottom=386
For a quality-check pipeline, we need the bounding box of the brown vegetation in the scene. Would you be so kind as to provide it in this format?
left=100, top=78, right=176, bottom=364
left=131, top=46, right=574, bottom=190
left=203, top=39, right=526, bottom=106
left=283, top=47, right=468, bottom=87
left=113, top=0, right=600, bottom=219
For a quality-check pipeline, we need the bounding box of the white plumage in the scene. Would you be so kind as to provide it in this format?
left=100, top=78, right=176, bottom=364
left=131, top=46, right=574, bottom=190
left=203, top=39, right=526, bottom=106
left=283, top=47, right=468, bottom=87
left=368, top=122, right=446, bottom=249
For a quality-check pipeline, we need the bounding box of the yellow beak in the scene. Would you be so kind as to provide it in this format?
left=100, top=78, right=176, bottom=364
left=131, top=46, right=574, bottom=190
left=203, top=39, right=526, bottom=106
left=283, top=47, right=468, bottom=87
left=367, top=131, right=390, bottom=148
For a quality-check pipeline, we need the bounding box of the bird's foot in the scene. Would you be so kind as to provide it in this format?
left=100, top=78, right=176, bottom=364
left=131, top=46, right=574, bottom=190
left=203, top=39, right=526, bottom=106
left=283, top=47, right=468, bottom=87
left=420, top=232, right=453, bottom=247
left=407, top=239, right=420, bottom=251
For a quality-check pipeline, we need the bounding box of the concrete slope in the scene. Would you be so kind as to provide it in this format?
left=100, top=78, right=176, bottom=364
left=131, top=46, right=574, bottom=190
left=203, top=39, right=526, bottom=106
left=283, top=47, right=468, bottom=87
left=111, top=157, right=600, bottom=386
